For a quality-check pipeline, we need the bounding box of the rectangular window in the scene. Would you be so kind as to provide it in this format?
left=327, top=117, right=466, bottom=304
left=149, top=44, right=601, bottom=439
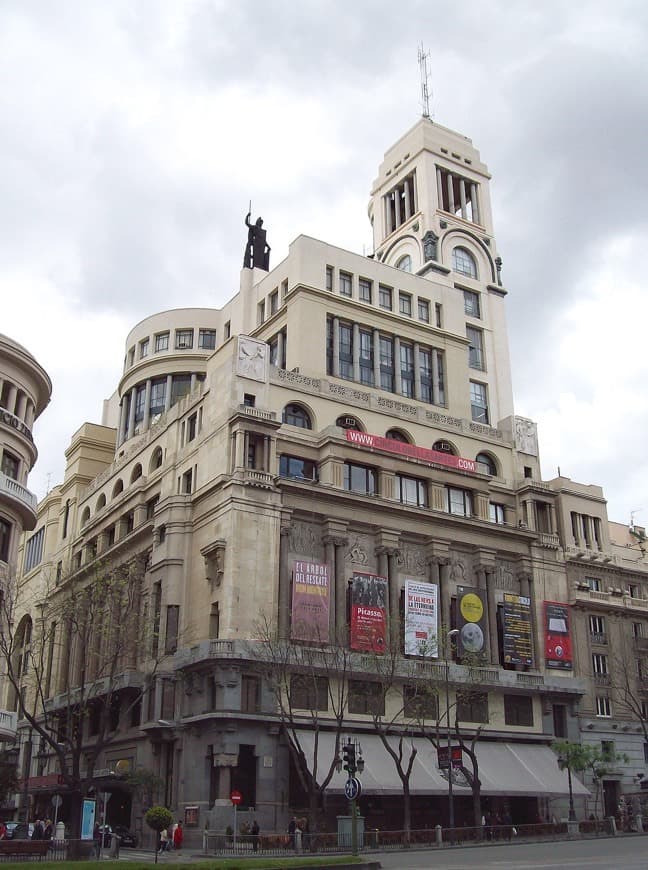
left=456, top=691, right=488, bottom=723
left=400, top=343, right=414, bottom=398
left=633, top=622, right=644, bottom=638
left=379, top=336, right=394, bottom=391
left=150, top=378, right=167, bottom=416
left=199, top=329, right=216, bottom=350
left=269, top=291, right=279, bottom=315
left=155, top=332, right=169, bottom=352
left=182, top=469, right=193, bottom=494
left=504, top=694, right=534, bottom=727
left=241, top=675, right=260, bottom=713
left=339, top=323, right=353, bottom=380
left=165, top=605, right=179, bottom=654
left=161, top=678, right=176, bottom=720
left=470, top=381, right=489, bottom=424
left=359, top=278, right=372, bottom=303
left=289, top=675, right=329, bottom=711
left=339, top=271, right=353, bottom=297
left=343, top=462, right=376, bottom=495
left=463, top=289, right=481, bottom=318
left=379, top=285, right=393, bottom=310
left=348, top=680, right=385, bottom=716
left=467, top=326, right=485, bottom=370
left=586, top=577, right=601, bottom=592
left=447, top=487, right=472, bottom=517
left=0, top=518, right=12, bottom=562
left=282, top=278, right=288, bottom=298
left=552, top=704, right=567, bottom=738
left=24, top=527, right=45, bottom=573
left=1, top=451, right=20, bottom=480
left=403, top=685, right=438, bottom=719
left=418, top=299, right=430, bottom=322
left=397, top=475, right=427, bottom=507
left=489, top=503, right=505, bottom=524
left=326, top=266, right=333, bottom=291
left=224, top=321, right=231, bottom=339
left=592, top=653, right=609, bottom=674
left=257, top=300, right=265, bottom=324
left=134, top=384, right=146, bottom=423
left=435, top=302, right=443, bottom=328
left=187, top=412, right=198, bottom=442
left=127, top=347, right=135, bottom=367
left=589, top=615, right=606, bottom=638
left=171, top=374, right=192, bottom=406
left=596, top=696, right=611, bottom=717
left=175, top=329, right=194, bottom=350
left=359, top=330, right=374, bottom=386
left=279, top=455, right=318, bottom=481
left=139, top=338, right=150, bottom=358
left=399, top=292, right=412, bottom=316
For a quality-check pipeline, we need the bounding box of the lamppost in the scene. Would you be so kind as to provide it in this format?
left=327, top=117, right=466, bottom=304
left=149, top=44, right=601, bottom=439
left=337, top=737, right=364, bottom=856
left=445, top=629, right=460, bottom=834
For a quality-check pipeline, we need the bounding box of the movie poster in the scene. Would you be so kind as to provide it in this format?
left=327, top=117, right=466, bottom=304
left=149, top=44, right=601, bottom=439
left=404, top=579, right=439, bottom=657
left=349, top=572, right=387, bottom=653
left=456, top=586, right=487, bottom=656
left=544, top=601, right=573, bottom=670
left=290, top=560, right=330, bottom=642
left=502, top=593, right=533, bottom=666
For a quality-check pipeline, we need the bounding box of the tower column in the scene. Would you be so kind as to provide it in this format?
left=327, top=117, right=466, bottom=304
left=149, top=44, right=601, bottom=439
left=470, top=183, right=480, bottom=224
left=447, top=173, right=455, bottom=214
left=459, top=178, right=468, bottom=220
left=436, top=167, right=444, bottom=209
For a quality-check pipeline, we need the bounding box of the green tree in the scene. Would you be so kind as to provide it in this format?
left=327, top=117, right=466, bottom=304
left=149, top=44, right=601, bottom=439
left=145, top=806, right=173, bottom=864
left=553, top=740, right=629, bottom=819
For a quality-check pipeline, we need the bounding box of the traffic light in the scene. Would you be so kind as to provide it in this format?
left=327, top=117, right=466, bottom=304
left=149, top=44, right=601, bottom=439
left=342, top=742, right=356, bottom=772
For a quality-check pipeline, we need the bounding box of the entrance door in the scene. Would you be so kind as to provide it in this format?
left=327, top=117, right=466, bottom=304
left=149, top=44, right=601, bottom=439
left=603, top=780, right=618, bottom=818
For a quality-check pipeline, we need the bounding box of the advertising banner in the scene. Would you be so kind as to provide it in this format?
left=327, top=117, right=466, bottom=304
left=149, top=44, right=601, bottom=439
left=290, top=560, right=330, bottom=643
left=345, top=429, right=476, bottom=473
left=404, top=579, right=439, bottom=657
left=503, top=593, right=533, bottom=666
left=456, top=586, right=487, bottom=656
left=544, top=601, right=573, bottom=670
left=81, top=799, right=96, bottom=841
left=350, top=572, right=387, bottom=653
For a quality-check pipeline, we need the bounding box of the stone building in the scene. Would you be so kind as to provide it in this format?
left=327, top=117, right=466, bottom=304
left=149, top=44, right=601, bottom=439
left=14, top=115, right=646, bottom=842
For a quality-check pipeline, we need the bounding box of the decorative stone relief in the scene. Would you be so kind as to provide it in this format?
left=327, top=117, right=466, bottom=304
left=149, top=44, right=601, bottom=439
left=514, top=416, right=538, bottom=457
left=495, top=561, right=517, bottom=591
left=345, top=535, right=371, bottom=567
left=289, top=521, right=323, bottom=560
left=449, top=557, right=467, bottom=585
left=422, top=230, right=438, bottom=262
left=236, top=335, right=268, bottom=382
left=396, top=546, right=427, bottom=576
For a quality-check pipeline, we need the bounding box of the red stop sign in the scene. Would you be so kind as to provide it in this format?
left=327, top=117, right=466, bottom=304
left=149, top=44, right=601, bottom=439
left=230, top=790, right=243, bottom=805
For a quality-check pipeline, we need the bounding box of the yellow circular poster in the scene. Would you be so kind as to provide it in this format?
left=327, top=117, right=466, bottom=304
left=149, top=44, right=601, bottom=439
left=460, top=592, right=483, bottom=623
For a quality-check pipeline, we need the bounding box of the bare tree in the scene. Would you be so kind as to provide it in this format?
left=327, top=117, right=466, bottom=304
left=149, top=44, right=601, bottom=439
left=0, top=551, right=155, bottom=844
left=252, top=619, right=352, bottom=840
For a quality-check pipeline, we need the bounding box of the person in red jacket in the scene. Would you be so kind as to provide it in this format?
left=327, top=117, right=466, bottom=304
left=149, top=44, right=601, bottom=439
left=173, top=821, right=183, bottom=850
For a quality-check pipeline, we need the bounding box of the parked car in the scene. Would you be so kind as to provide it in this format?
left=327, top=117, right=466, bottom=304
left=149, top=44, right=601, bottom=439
left=112, top=825, right=138, bottom=847
left=5, top=822, right=34, bottom=840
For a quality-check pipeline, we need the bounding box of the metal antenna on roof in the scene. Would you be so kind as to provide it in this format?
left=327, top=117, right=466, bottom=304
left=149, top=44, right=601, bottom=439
left=418, top=44, right=432, bottom=119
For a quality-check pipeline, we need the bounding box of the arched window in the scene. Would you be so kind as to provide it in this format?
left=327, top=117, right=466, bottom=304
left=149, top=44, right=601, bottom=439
left=452, top=247, right=477, bottom=278
left=150, top=447, right=163, bottom=472
left=396, top=254, right=412, bottom=273
left=96, top=493, right=106, bottom=511
left=112, top=479, right=124, bottom=499
left=80, top=507, right=90, bottom=526
left=130, top=463, right=143, bottom=483
left=336, top=414, right=363, bottom=431
left=476, top=453, right=497, bottom=476
left=282, top=404, right=312, bottom=429
left=386, top=429, right=410, bottom=444
left=433, top=440, right=456, bottom=455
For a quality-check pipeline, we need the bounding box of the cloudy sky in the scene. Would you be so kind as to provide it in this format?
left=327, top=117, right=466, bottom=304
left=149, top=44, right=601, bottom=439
left=2, top=1, right=647, bottom=525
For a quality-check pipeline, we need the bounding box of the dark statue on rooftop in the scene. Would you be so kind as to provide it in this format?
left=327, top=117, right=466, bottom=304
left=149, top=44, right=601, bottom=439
left=244, top=211, right=271, bottom=271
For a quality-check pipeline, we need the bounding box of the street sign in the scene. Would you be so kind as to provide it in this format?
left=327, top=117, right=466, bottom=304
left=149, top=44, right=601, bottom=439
left=51, top=795, right=62, bottom=808
left=437, top=745, right=463, bottom=770
left=344, top=777, right=362, bottom=801
left=230, top=790, right=243, bottom=805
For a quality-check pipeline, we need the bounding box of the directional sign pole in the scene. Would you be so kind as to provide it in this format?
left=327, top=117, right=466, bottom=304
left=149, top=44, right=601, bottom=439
left=351, top=797, right=357, bottom=857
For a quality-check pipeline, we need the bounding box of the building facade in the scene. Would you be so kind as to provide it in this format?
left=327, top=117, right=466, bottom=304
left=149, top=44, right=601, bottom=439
left=6, top=117, right=645, bottom=842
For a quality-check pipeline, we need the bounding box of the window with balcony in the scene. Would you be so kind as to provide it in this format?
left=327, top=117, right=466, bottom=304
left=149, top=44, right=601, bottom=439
left=344, top=462, right=376, bottom=496
left=348, top=680, right=385, bottom=715
left=586, top=577, right=602, bottom=592
left=1, top=450, right=20, bottom=480
left=596, top=696, right=611, bottom=717
left=592, top=653, right=609, bottom=675
left=279, top=455, right=317, bottom=481
left=289, top=675, right=328, bottom=711
left=396, top=475, right=427, bottom=507
left=504, top=694, right=533, bottom=727
left=589, top=615, right=606, bottom=644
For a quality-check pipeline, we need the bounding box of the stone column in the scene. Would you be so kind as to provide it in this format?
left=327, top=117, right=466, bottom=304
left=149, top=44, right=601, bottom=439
left=353, top=323, right=361, bottom=382
left=377, top=547, right=400, bottom=649
left=164, top=374, right=173, bottom=412
left=394, top=337, right=402, bottom=395
left=332, top=317, right=340, bottom=378
left=142, top=379, right=152, bottom=431
left=276, top=331, right=285, bottom=369
left=25, top=400, right=35, bottom=429
left=519, top=573, right=536, bottom=668
left=324, top=537, right=336, bottom=642
left=126, top=386, right=137, bottom=440
left=394, top=185, right=401, bottom=227
left=470, top=183, right=480, bottom=224
left=447, top=173, right=455, bottom=214
left=373, top=329, right=381, bottom=387
left=117, top=400, right=126, bottom=447
left=278, top=524, right=292, bottom=639
left=459, top=178, right=467, bottom=220
left=413, top=342, right=421, bottom=400
left=549, top=504, right=557, bottom=535
left=7, top=384, right=17, bottom=415
left=16, top=392, right=27, bottom=421
left=335, top=539, right=348, bottom=644
left=436, top=167, right=444, bottom=209
left=483, top=566, right=499, bottom=665
left=432, top=350, right=440, bottom=406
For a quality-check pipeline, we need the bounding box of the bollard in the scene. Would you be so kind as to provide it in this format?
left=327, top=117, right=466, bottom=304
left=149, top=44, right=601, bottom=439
left=435, top=824, right=443, bottom=846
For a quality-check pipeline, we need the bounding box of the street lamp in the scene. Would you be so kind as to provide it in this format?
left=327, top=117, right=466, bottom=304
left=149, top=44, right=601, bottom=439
left=445, top=629, right=460, bottom=834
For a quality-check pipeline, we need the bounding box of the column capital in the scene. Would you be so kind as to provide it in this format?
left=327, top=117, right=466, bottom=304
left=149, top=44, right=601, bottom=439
left=427, top=554, right=449, bottom=567
left=375, top=546, right=400, bottom=558
left=323, top=535, right=348, bottom=548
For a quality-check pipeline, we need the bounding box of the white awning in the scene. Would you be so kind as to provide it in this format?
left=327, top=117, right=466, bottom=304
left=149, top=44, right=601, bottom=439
left=294, top=731, right=589, bottom=798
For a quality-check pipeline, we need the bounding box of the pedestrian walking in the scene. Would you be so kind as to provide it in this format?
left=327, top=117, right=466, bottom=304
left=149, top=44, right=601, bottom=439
left=287, top=816, right=297, bottom=849
left=173, top=820, right=183, bottom=850
left=250, top=819, right=260, bottom=852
